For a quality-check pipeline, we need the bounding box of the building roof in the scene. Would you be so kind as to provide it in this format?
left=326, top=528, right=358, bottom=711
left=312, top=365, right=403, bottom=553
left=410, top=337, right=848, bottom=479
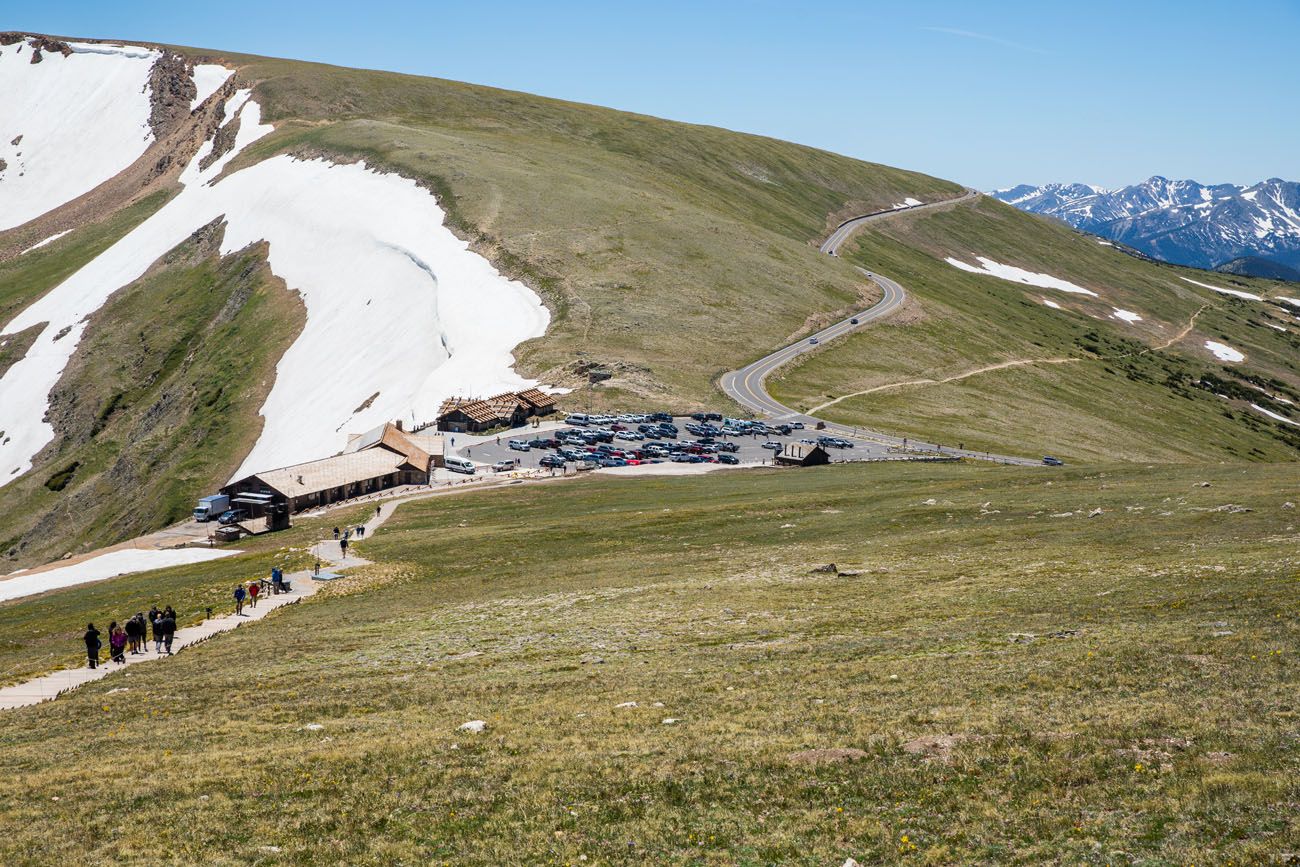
left=343, top=422, right=434, bottom=472
left=516, top=387, right=556, bottom=410
left=253, top=449, right=406, bottom=498
left=776, top=443, right=829, bottom=464
left=438, top=393, right=525, bottom=424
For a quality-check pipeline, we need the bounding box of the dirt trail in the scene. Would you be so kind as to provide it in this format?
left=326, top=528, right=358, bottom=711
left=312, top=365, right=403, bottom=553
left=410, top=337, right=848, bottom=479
left=809, top=356, right=1082, bottom=413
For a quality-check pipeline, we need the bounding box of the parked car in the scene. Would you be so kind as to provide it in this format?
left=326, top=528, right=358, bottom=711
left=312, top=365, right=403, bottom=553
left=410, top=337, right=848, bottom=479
left=791, top=422, right=805, bottom=430
left=762, top=441, right=783, bottom=450
left=717, top=453, right=740, bottom=465
left=508, top=439, right=531, bottom=451
left=539, top=455, right=566, bottom=468
left=717, top=441, right=739, bottom=453
left=493, top=459, right=520, bottom=472
left=217, top=508, right=248, bottom=526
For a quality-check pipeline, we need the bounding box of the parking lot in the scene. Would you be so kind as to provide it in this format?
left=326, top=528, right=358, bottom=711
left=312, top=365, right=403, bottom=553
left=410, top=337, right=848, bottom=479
left=449, top=412, right=896, bottom=474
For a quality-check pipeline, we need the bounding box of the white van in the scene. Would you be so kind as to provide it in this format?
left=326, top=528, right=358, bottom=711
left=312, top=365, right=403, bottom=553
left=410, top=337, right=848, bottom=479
left=445, top=456, right=476, bottom=475
left=565, top=413, right=591, bottom=426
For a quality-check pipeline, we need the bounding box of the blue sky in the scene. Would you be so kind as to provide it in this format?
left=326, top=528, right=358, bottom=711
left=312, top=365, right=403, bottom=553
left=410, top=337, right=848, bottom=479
left=10, top=0, right=1298, bottom=189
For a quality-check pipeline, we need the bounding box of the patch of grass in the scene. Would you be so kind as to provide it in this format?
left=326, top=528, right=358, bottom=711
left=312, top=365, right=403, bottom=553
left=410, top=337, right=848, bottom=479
left=0, top=461, right=1295, bottom=862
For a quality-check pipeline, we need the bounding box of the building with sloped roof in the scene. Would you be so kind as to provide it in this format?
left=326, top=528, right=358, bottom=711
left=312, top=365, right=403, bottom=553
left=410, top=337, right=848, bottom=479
left=223, top=422, right=435, bottom=514
left=436, top=388, right=557, bottom=432
left=774, top=442, right=830, bottom=467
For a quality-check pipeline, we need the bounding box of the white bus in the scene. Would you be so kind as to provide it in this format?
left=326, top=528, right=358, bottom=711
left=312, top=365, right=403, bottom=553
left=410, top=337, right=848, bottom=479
left=445, top=456, right=476, bottom=475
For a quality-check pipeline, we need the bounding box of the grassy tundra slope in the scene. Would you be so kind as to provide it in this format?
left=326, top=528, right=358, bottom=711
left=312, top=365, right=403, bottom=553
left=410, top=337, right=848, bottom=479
left=770, top=196, right=1300, bottom=462
left=0, top=461, right=1295, bottom=863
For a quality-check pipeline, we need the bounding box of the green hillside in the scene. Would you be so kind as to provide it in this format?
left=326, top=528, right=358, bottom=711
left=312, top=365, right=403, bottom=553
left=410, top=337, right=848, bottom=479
left=1, top=461, right=1295, bottom=863
left=770, top=197, right=1300, bottom=462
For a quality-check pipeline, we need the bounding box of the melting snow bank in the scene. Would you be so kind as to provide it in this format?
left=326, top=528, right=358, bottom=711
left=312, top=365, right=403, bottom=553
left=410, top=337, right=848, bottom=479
left=945, top=256, right=1099, bottom=296
left=0, top=39, right=159, bottom=231
left=1179, top=276, right=1263, bottom=301
left=1251, top=404, right=1300, bottom=427
left=1278, top=297, right=1300, bottom=308
left=190, top=64, right=233, bottom=109
left=20, top=229, right=71, bottom=254
left=1041, top=299, right=1062, bottom=309
left=1204, top=340, right=1245, bottom=362
left=0, top=90, right=551, bottom=485
left=1111, top=308, right=1142, bottom=323
left=893, top=197, right=924, bottom=208
left=0, top=548, right=238, bottom=603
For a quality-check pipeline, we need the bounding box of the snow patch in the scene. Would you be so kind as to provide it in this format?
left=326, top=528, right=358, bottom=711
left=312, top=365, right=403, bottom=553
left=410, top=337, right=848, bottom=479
left=20, top=229, right=71, bottom=254
left=1111, top=308, right=1142, bottom=323
left=1096, top=239, right=1114, bottom=246
left=1251, top=404, right=1300, bottom=427
left=190, top=64, right=233, bottom=110
left=1179, top=276, right=1263, bottom=301
left=0, top=548, right=238, bottom=603
left=1041, top=298, right=1062, bottom=309
left=1204, top=340, right=1244, bottom=362
left=1277, top=297, right=1300, bottom=308
left=0, top=93, right=551, bottom=485
left=0, top=39, right=159, bottom=230
left=945, top=256, right=1099, bottom=296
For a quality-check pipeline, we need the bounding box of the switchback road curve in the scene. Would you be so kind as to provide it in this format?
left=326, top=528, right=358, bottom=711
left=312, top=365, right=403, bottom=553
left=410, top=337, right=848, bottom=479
left=720, top=191, right=1040, bottom=466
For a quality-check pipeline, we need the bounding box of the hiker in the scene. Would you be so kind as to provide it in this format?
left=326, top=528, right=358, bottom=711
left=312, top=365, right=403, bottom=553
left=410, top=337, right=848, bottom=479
left=84, top=623, right=101, bottom=669
left=234, top=584, right=247, bottom=616
left=271, top=566, right=283, bottom=595
left=110, top=623, right=127, bottom=664
left=150, top=609, right=164, bottom=652
left=248, top=580, right=260, bottom=608
left=333, top=527, right=339, bottom=540
left=375, top=505, right=381, bottom=518
left=340, top=537, right=349, bottom=556
left=124, top=614, right=140, bottom=654
left=356, top=525, right=365, bottom=538
left=313, top=560, right=321, bottom=577
left=160, top=608, right=176, bottom=655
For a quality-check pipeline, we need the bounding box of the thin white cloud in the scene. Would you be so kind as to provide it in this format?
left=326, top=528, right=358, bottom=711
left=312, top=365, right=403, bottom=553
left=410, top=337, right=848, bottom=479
left=922, top=26, right=1052, bottom=55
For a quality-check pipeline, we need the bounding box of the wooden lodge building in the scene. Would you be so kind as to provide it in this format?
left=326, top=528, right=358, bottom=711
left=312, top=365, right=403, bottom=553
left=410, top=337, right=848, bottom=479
left=223, top=422, right=441, bottom=514
left=435, top=387, right=557, bottom=433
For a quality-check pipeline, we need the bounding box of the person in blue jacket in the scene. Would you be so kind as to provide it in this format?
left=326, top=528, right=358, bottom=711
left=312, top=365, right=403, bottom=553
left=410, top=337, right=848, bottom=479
left=234, top=583, right=247, bottom=616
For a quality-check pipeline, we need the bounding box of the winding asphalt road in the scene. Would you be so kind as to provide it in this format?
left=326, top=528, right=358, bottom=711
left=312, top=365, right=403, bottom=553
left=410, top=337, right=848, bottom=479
left=720, top=191, right=1041, bottom=466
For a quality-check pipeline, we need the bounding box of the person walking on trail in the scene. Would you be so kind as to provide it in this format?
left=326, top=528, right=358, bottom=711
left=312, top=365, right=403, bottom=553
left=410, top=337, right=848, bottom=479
left=124, top=615, right=140, bottom=655
left=248, top=580, right=260, bottom=609
left=150, top=609, right=164, bottom=653
left=110, top=623, right=127, bottom=664
left=160, top=608, right=176, bottom=655
left=356, top=524, right=365, bottom=538
left=339, top=537, right=349, bottom=557
left=271, top=566, right=283, bottom=595
left=375, top=505, right=381, bottom=519
left=84, top=623, right=101, bottom=669
left=333, top=527, right=339, bottom=540
left=234, top=584, right=247, bottom=616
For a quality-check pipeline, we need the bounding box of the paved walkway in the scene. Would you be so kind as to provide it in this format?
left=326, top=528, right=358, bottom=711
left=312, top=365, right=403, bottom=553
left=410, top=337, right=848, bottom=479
left=0, top=572, right=321, bottom=711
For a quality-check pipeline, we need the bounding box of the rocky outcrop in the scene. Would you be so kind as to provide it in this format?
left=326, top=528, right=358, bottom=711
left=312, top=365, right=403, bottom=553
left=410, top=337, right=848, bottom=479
left=147, top=52, right=197, bottom=138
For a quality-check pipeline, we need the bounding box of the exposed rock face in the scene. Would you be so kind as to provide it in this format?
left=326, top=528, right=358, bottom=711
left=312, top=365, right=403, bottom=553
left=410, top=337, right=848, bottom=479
left=147, top=52, right=198, bottom=138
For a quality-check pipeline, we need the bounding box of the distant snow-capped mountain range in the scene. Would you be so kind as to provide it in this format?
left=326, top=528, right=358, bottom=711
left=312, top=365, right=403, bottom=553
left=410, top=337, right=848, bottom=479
left=991, top=177, right=1300, bottom=277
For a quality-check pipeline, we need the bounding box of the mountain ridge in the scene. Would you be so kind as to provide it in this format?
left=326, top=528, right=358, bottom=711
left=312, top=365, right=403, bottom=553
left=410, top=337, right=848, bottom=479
left=991, top=175, right=1300, bottom=272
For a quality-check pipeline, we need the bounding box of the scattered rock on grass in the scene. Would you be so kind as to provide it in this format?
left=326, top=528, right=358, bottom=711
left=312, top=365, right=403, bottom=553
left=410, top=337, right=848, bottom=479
left=902, top=733, right=973, bottom=762
left=810, top=563, right=838, bottom=574
left=843, top=859, right=862, bottom=867
left=615, top=701, right=638, bottom=709
left=662, top=718, right=680, bottom=725
left=304, top=723, right=323, bottom=731
left=459, top=720, right=487, bottom=733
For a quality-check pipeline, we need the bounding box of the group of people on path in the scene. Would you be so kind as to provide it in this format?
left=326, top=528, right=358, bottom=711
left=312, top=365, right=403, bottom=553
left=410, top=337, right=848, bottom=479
left=82, top=605, right=177, bottom=669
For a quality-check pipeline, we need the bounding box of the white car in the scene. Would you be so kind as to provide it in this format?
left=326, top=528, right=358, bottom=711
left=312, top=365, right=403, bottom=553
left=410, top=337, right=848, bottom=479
left=762, top=441, right=784, bottom=450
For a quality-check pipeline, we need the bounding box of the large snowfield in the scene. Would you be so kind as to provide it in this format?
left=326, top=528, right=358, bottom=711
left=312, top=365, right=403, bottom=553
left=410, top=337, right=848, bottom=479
left=0, top=548, right=237, bottom=603
left=0, top=79, right=551, bottom=486
left=945, top=256, right=1099, bottom=296
left=0, top=39, right=158, bottom=231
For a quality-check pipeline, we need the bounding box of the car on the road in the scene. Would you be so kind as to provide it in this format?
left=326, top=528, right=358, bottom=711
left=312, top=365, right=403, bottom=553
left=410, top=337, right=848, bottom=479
left=508, top=439, right=531, bottom=451
left=539, top=455, right=565, bottom=468
left=809, top=337, right=819, bottom=344
left=717, top=453, right=740, bottom=464
left=850, top=318, right=859, bottom=325
left=761, top=441, right=783, bottom=450
left=217, top=508, right=248, bottom=526
left=1042, top=455, right=1065, bottom=466
left=791, top=422, right=805, bottom=429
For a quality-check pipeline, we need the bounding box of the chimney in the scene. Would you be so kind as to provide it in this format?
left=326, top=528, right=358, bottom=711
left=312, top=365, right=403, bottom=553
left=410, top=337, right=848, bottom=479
left=395, top=419, right=404, bottom=431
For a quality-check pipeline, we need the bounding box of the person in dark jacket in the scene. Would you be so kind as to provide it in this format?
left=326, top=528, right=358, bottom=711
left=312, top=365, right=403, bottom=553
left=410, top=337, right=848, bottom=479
left=161, top=609, right=176, bottom=655
left=234, top=584, right=247, bottom=616
left=150, top=609, right=163, bottom=652
left=83, top=623, right=101, bottom=669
